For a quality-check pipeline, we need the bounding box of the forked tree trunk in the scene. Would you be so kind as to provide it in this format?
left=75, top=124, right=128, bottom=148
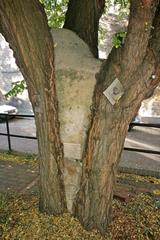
left=64, top=0, right=105, bottom=58
left=0, top=0, right=160, bottom=235
left=73, top=0, right=160, bottom=234
left=0, top=0, right=67, bottom=214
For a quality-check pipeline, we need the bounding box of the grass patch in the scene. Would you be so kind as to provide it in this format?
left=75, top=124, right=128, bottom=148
left=0, top=193, right=159, bottom=239
left=118, top=172, right=160, bottom=185
left=0, top=151, right=38, bottom=167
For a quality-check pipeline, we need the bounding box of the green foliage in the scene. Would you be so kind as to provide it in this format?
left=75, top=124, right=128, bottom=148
left=114, top=0, right=129, bottom=8
left=40, top=0, right=68, bottom=28
left=5, top=80, right=26, bottom=98
left=40, top=0, right=129, bottom=29
left=114, top=0, right=130, bottom=18
left=112, top=31, right=127, bottom=48
left=0, top=151, right=37, bottom=166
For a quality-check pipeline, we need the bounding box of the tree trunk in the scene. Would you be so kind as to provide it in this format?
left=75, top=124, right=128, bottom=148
left=73, top=0, right=160, bottom=234
left=64, top=0, right=105, bottom=58
left=0, top=0, right=67, bottom=214
left=0, top=0, right=160, bottom=235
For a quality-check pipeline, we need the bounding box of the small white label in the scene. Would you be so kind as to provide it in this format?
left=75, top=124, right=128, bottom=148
left=103, top=78, right=124, bottom=105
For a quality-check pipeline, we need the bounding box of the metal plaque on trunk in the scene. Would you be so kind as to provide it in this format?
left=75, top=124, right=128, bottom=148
left=63, top=143, right=82, bottom=159
left=103, top=78, right=124, bottom=105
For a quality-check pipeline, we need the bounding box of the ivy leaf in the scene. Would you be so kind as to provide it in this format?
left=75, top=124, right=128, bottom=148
left=112, top=31, right=127, bottom=48
left=5, top=80, right=26, bottom=98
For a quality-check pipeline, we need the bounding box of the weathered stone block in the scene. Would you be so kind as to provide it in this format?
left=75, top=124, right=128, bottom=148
left=64, top=158, right=82, bottom=212
left=51, top=29, right=101, bottom=211
left=52, top=29, right=101, bottom=158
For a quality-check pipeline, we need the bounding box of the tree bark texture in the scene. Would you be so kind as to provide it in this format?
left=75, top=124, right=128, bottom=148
left=64, top=0, right=105, bottom=58
left=0, top=0, right=67, bottom=214
left=73, top=0, right=160, bottom=234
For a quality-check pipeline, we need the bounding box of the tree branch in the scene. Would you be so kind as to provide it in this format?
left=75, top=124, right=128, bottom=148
left=121, top=0, right=159, bottom=73
left=64, top=0, right=105, bottom=58
left=144, top=2, right=160, bottom=90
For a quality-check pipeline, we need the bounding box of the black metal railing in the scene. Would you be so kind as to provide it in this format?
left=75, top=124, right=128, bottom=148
left=0, top=113, right=36, bottom=151
left=0, top=113, right=160, bottom=155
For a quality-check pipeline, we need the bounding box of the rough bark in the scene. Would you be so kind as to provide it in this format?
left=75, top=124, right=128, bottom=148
left=73, top=0, right=160, bottom=234
left=64, top=0, right=105, bottom=58
left=0, top=0, right=67, bottom=214
left=0, top=0, right=160, bottom=235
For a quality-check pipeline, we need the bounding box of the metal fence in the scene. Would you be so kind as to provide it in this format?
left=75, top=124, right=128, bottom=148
left=0, top=114, right=36, bottom=151
left=0, top=113, right=160, bottom=155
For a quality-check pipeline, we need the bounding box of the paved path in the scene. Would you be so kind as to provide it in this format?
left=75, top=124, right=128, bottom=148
left=0, top=118, right=160, bottom=178
left=121, top=126, right=160, bottom=177
left=0, top=159, right=159, bottom=200
left=0, top=118, right=37, bottom=154
left=0, top=160, right=39, bottom=194
left=0, top=118, right=159, bottom=195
